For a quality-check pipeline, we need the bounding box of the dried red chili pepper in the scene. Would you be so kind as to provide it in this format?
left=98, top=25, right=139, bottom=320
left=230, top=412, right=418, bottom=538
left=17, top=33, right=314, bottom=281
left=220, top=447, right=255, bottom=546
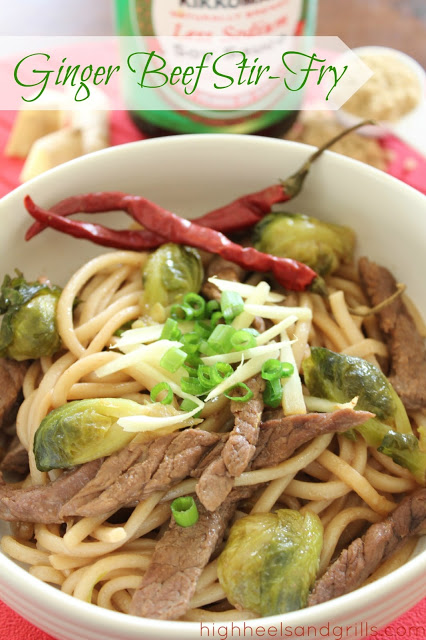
left=24, top=196, right=160, bottom=250
left=24, top=194, right=318, bottom=292
left=25, top=120, right=373, bottom=242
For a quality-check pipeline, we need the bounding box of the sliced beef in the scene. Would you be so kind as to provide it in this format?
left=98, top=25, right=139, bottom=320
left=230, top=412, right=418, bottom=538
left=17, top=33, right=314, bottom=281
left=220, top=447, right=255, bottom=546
left=129, top=488, right=252, bottom=620
left=196, top=376, right=264, bottom=511
left=201, top=256, right=245, bottom=301
left=0, top=409, right=373, bottom=524
left=308, top=487, right=426, bottom=606
left=359, top=257, right=426, bottom=412
left=0, top=459, right=102, bottom=523
left=0, top=359, right=27, bottom=430
left=60, top=434, right=174, bottom=518
left=252, top=408, right=374, bottom=469
left=224, top=376, right=265, bottom=476
left=0, top=437, right=29, bottom=475
left=62, top=429, right=220, bottom=519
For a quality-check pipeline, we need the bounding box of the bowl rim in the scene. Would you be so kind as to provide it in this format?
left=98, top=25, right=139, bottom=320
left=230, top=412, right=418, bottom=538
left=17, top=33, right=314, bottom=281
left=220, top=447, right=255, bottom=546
left=0, top=133, right=426, bottom=635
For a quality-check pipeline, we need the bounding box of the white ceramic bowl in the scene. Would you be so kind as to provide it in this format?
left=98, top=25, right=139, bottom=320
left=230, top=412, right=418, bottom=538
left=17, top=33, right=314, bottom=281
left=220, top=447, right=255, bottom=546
left=0, top=135, right=426, bottom=640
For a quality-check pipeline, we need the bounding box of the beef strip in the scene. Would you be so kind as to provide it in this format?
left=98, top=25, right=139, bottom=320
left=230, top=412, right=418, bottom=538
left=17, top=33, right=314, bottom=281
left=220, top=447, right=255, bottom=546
left=252, top=408, right=373, bottom=469
left=0, top=436, right=29, bottom=475
left=201, top=256, right=245, bottom=301
left=63, top=429, right=220, bottom=519
left=308, top=487, right=426, bottom=606
left=0, top=409, right=373, bottom=523
left=0, top=459, right=102, bottom=523
left=60, top=434, right=175, bottom=518
left=196, top=376, right=265, bottom=512
left=129, top=488, right=252, bottom=620
left=359, top=257, right=426, bottom=412
left=224, top=376, right=265, bottom=476
left=0, top=359, right=27, bottom=430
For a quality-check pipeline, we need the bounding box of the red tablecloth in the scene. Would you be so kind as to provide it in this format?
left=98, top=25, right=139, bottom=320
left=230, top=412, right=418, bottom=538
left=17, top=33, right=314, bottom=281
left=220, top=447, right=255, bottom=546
left=0, top=109, right=425, bottom=639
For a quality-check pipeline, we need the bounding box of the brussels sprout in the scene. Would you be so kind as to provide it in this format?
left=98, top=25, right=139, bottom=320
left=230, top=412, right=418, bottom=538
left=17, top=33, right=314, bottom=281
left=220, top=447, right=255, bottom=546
left=378, top=430, right=426, bottom=485
left=217, top=509, right=323, bottom=616
left=0, top=271, right=61, bottom=361
left=254, top=212, right=355, bottom=276
left=303, top=347, right=412, bottom=446
left=33, top=398, right=144, bottom=471
left=142, top=243, right=203, bottom=308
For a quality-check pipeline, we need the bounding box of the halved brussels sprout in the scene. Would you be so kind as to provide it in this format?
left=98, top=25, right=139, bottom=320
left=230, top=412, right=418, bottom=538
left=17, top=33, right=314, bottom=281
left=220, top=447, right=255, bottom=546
left=254, top=212, right=355, bottom=276
left=33, top=398, right=143, bottom=471
left=378, top=430, right=426, bottom=486
left=141, top=243, right=203, bottom=308
left=0, top=271, right=61, bottom=361
left=302, top=347, right=412, bottom=445
left=217, top=509, right=323, bottom=616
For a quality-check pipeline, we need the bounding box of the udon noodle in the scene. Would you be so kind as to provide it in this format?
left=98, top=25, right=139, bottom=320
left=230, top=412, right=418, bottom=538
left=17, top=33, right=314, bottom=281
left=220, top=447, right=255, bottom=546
left=1, top=249, right=423, bottom=621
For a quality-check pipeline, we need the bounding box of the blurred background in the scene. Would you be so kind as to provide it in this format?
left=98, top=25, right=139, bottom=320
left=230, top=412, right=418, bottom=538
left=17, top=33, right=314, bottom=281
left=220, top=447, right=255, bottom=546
left=0, top=0, right=424, bottom=69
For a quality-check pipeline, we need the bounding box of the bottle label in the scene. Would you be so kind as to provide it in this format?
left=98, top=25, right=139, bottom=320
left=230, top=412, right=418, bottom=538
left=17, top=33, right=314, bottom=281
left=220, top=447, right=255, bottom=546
left=132, top=0, right=302, bottom=38
left=122, top=0, right=313, bottom=131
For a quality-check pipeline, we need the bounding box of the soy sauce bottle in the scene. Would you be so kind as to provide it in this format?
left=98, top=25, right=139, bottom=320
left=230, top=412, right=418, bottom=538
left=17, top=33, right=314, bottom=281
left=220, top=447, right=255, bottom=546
left=114, top=0, right=317, bottom=136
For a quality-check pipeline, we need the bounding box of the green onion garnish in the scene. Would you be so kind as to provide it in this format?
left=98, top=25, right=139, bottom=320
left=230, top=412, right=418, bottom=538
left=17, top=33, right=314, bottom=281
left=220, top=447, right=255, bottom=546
left=160, top=347, right=187, bottom=373
left=224, top=382, right=254, bottom=403
left=171, top=496, right=199, bottom=527
left=211, top=362, right=233, bottom=385
left=170, top=304, right=194, bottom=321
left=208, top=324, right=235, bottom=353
left=150, top=382, right=173, bottom=405
left=181, top=376, right=205, bottom=396
left=263, top=378, right=282, bottom=408
left=281, top=362, right=295, bottom=378
left=261, top=359, right=284, bottom=381
left=231, top=329, right=257, bottom=351
left=243, top=328, right=260, bottom=337
left=180, top=398, right=202, bottom=418
left=197, top=365, right=217, bottom=390
left=220, top=291, right=244, bottom=324
left=206, top=300, right=220, bottom=315
left=199, top=340, right=218, bottom=357
left=181, top=332, right=200, bottom=355
left=160, top=317, right=182, bottom=341
left=183, top=293, right=206, bottom=319
left=194, top=320, right=212, bottom=339
left=210, top=311, right=224, bottom=328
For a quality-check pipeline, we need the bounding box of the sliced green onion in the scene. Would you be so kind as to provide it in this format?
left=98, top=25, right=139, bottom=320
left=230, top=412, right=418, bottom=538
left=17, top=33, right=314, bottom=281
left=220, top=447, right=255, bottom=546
left=181, top=332, right=200, bottom=355
left=281, top=362, right=295, bottom=378
left=224, top=382, right=254, bottom=403
left=208, top=324, right=235, bottom=353
left=262, top=359, right=284, bottom=381
left=160, top=317, right=182, bottom=341
left=244, top=328, right=260, bottom=337
left=180, top=398, right=202, bottom=418
left=183, top=353, right=203, bottom=377
left=194, top=320, right=212, bottom=339
left=211, top=362, right=233, bottom=385
left=181, top=376, right=205, bottom=396
left=210, top=311, right=224, bottom=328
left=220, top=291, right=244, bottom=324
left=170, top=304, right=195, bottom=321
left=206, top=300, right=220, bottom=315
left=263, top=378, right=282, bottom=408
left=199, top=340, right=218, bottom=357
left=198, top=365, right=217, bottom=390
left=183, top=293, right=206, bottom=319
left=171, top=496, right=199, bottom=527
left=160, top=347, right=187, bottom=373
left=231, top=329, right=257, bottom=351
left=150, top=382, right=173, bottom=405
